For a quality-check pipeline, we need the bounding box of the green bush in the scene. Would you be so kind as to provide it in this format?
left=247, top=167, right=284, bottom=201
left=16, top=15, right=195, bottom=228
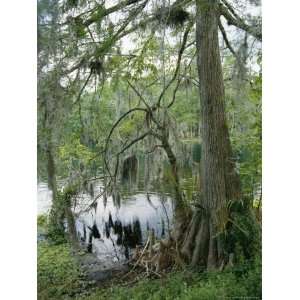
left=37, top=214, right=47, bottom=228
left=242, top=255, right=262, bottom=298
left=46, top=187, right=78, bottom=245
left=38, top=241, right=87, bottom=300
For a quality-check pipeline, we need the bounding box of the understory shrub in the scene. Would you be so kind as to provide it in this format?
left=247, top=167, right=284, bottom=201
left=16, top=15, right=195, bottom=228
left=38, top=241, right=88, bottom=300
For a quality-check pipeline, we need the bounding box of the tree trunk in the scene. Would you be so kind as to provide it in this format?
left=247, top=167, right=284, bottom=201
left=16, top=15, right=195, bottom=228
left=159, top=132, right=191, bottom=242
left=181, top=0, right=241, bottom=269
left=65, top=203, right=79, bottom=249
left=46, top=143, right=57, bottom=204
left=161, top=135, right=182, bottom=204
left=47, top=141, right=65, bottom=235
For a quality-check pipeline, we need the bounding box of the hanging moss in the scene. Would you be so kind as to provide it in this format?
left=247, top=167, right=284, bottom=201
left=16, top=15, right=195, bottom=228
left=155, top=6, right=190, bottom=28
left=167, top=7, right=190, bottom=27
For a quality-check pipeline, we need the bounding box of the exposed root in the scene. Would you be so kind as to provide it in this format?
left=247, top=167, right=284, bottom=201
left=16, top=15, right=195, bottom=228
left=181, top=211, right=201, bottom=261
left=123, top=205, right=257, bottom=277
left=123, top=230, right=184, bottom=281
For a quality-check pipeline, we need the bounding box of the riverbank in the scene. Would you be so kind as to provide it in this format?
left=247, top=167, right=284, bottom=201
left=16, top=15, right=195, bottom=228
left=38, top=238, right=261, bottom=300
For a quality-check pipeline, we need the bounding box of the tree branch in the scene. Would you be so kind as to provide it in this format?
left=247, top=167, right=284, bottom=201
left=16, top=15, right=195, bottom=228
left=117, top=131, right=150, bottom=156
left=83, top=0, right=145, bottom=27
left=219, top=3, right=261, bottom=41
left=103, top=107, right=147, bottom=178
left=218, top=20, right=239, bottom=60
left=104, top=107, right=147, bottom=156
left=61, top=1, right=149, bottom=76
left=113, top=131, right=150, bottom=178
left=127, top=80, right=162, bottom=129
left=127, top=80, right=151, bottom=111
left=156, top=20, right=194, bottom=108
left=73, top=71, right=93, bottom=107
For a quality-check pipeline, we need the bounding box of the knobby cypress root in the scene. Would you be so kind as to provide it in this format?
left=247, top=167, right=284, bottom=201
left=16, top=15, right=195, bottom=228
left=191, top=216, right=209, bottom=267
left=178, top=207, right=260, bottom=270
left=181, top=211, right=202, bottom=261
left=129, top=208, right=258, bottom=273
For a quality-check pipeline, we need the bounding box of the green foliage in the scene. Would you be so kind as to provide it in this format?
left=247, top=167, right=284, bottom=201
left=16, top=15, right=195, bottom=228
left=119, top=111, right=145, bottom=138
left=46, top=216, right=67, bottom=245
left=78, top=260, right=261, bottom=300
left=37, top=214, right=47, bottom=228
left=47, top=185, right=79, bottom=244
left=38, top=241, right=88, bottom=300
left=227, top=73, right=262, bottom=202
left=223, top=199, right=261, bottom=261
left=38, top=221, right=261, bottom=300
left=244, top=255, right=262, bottom=298
left=58, top=135, right=95, bottom=173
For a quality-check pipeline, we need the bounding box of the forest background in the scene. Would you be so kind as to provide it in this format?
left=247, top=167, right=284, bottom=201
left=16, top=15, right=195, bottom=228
left=1, top=0, right=300, bottom=299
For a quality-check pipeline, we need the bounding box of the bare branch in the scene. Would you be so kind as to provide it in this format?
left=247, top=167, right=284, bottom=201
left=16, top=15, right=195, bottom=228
left=156, top=20, right=194, bottom=108
left=105, top=108, right=147, bottom=150
left=167, top=50, right=197, bottom=108
left=84, top=0, right=146, bottom=27
left=73, top=71, right=93, bottom=107
left=127, top=80, right=151, bottom=111
left=113, top=131, right=150, bottom=179
left=167, top=77, right=182, bottom=109
left=219, top=3, right=261, bottom=41
left=221, top=0, right=241, bottom=20
left=218, top=20, right=239, bottom=60
left=103, top=107, right=147, bottom=178
left=117, top=131, right=150, bottom=156
left=127, top=80, right=162, bottom=129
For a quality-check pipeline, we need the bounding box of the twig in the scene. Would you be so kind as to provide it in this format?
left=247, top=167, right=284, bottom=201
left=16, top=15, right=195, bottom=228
left=122, top=237, right=150, bottom=278
left=127, top=80, right=151, bottom=111
left=73, top=71, right=93, bottom=107
left=156, top=20, right=194, bottom=108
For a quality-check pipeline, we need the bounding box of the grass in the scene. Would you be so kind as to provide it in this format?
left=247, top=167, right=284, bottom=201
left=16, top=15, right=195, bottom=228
left=37, top=213, right=261, bottom=300
left=77, top=266, right=261, bottom=300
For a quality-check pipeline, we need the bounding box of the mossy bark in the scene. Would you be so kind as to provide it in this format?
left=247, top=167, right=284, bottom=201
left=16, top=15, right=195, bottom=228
left=181, top=0, right=243, bottom=269
left=47, top=143, right=65, bottom=235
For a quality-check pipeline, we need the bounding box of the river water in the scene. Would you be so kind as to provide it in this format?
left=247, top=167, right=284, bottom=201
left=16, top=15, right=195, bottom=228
left=37, top=180, right=174, bottom=266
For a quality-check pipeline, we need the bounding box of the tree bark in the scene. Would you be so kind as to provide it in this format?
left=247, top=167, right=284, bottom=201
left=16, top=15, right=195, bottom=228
left=181, top=0, right=241, bottom=269
left=46, top=142, right=57, bottom=204
left=161, top=134, right=182, bottom=204
left=197, top=0, right=240, bottom=212
left=159, top=131, right=190, bottom=241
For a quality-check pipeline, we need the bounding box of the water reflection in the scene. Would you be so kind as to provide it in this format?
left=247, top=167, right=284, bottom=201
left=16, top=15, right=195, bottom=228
left=37, top=156, right=199, bottom=268
left=75, top=183, right=174, bottom=263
